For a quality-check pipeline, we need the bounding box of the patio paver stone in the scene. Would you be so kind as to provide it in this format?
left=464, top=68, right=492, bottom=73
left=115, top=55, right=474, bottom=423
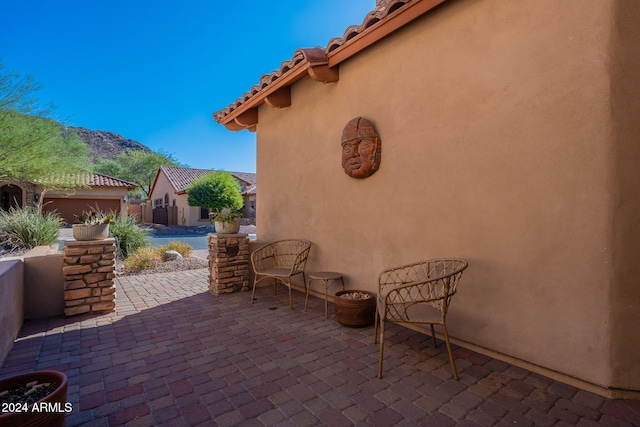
left=1, top=268, right=639, bottom=426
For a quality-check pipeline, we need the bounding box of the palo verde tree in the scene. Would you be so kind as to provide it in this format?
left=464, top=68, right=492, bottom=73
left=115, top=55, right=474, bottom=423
left=94, top=149, right=183, bottom=198
left=0, top=62, right=89, bottom=187
left=186, top=171, right=243, bottom=214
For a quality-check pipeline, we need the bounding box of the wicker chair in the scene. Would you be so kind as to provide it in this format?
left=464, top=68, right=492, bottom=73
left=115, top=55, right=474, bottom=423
left=250, top=240, right=312, bottom=309
left=374, top=258, right=468, bottom=379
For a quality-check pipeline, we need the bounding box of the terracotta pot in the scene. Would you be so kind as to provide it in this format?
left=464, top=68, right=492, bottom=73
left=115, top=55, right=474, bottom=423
left=72, top=224, right=110, bottom=241
left=0, top=370, right=68, bottom=427
left=214, top=220, right=240, bottom=234
left=334, top=290, right=377, bottom=328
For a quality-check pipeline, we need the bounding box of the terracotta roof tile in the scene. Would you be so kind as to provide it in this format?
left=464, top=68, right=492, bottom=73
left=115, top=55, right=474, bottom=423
left=213, top=0, right=421, bottom=125
left=39, top=173, right=138, bottom=189
left=160, top=166, right=211, bottom=193
left=159, top=166, right=256, bottom=195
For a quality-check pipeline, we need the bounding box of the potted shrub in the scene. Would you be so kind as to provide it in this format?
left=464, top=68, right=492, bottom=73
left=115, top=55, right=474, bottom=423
left=0, top=370, right=68, bottom=427
left=72, top=209, right=115, bottom=241
left=334, top=290, right=377, bottom=327
left=186, top=171, right=244, bottom=234
left=210, top=208, right=241, bottom=234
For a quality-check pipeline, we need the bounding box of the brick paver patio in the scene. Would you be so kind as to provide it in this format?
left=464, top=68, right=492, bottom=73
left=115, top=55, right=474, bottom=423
left=1, top=268, right=638, bottom=426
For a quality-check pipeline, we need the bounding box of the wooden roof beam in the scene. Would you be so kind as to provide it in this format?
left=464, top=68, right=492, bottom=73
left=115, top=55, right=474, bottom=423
left=234, top=108, right=258, bottom=128
left=264, top=86, right=291, bottom=108
left=299, top=48, right=339, bottom=83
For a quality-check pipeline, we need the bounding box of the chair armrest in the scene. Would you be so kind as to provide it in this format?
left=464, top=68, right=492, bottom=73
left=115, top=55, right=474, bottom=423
left=290, top=245, right=311, bottom=274
left=251, top=243, right=275, bottom=273
left=378, top=259, right=468, bottom=318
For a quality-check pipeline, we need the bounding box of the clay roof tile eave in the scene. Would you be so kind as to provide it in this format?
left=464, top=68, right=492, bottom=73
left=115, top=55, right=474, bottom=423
left=212, top=0, right=447, bottom=129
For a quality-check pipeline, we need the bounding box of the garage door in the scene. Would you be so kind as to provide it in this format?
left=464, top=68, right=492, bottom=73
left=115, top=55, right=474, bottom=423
left=43, top=198, right=121, bottom=225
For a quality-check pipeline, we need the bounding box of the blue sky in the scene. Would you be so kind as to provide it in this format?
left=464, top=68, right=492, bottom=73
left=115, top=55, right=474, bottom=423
left=1, top=1, right=375, bottom=173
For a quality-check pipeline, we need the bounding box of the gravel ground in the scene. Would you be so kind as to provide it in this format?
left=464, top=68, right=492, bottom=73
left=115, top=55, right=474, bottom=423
left=116, top=257, right=208, bottom=277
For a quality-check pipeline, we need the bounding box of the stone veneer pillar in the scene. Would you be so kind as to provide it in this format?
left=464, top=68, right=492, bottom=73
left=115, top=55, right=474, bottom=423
left=63, top=238, right=116, bottom=316
left=208, top=233, right=250, bottom=295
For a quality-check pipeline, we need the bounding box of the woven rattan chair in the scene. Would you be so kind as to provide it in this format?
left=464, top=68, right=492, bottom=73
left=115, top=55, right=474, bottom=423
left=250, top=240, right=311, bottom=309
left=374, top=258, right=468, bottom=379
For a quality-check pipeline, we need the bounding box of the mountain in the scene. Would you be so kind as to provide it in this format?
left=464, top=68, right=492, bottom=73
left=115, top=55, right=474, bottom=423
left=68, top=126, right=152, bottom=160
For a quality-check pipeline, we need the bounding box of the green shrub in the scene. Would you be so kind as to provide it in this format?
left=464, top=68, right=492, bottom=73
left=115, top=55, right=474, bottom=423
left=109, top=215, right=150, bottom=259
left=0, top=206, right=63, bottom=250
left=123, top=247, right=160, bottom=273
left=156, top=241, right=192, bottom=259
left=186, top=171, right=243, bottom=212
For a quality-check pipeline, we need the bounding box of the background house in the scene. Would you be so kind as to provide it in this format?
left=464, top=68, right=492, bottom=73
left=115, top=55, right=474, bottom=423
left=213, top=0, right=640, bottom=398
left=147, top=166, right=256, bottom=226
left=1, top=173, right=137, bottom=224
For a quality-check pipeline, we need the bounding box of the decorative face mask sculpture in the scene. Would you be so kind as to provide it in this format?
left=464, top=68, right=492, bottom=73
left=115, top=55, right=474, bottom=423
left=341, top=117, right=381, bottom=179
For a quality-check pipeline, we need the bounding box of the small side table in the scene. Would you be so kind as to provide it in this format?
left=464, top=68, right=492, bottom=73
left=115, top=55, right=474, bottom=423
left=305, top=272, right=345, bottom=318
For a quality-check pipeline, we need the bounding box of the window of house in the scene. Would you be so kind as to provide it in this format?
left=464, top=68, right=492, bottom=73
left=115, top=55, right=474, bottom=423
left=200, top=208, right=210, bottom=220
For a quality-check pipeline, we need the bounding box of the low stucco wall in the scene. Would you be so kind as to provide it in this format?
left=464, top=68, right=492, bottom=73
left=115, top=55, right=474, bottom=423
left=0, top=247, right=65, bottom=365
left=23, top=247, right=64, bottom=320
left=0, top=260, right=24, bottom=366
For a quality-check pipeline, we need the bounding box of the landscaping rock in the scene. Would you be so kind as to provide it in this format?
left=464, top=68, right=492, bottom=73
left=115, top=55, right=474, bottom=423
left=163, top=250, right=183, bottom=262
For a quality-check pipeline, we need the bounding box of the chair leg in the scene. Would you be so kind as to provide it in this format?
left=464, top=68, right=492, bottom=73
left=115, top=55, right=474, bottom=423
left=441, top=322, right=459, bottom=380
left=377, top=319, right=386, bottom=378
left=288, top=279, right=293, bottom=309
left=251, top=277, right=258, bottom=304
left=301, top=272, right=306, bottom=310
left=430, top=324, right=437, bottom=348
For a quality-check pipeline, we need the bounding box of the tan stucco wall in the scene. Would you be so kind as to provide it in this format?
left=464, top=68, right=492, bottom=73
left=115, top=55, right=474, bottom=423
left=609, top=0, right=640, bottom=391
left=0, top=260, right=23, bottom=366
left=253, top=0, right=638, bottom=392
left=23, top=248, right=64, bottom=320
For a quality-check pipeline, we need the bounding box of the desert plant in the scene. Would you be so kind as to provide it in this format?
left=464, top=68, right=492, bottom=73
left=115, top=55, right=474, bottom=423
left=156, top=241, right=192, bottom=259
left=209, top=207, right=241, bottom=223
left=75, top=208, right=115, bottom=225
left=123, top=246, right=160, bottom=273
left=109, top=215, right=150, bottom=259
left=0, top=205, right=63, bottom=250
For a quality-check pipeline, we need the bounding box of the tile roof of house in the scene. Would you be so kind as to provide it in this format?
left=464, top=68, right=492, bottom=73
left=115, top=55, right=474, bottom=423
left=38, top=173, right=138, bottom=189
left=213, top=0, right=446, bottom=131
left=158, top=166, right=257, bottom=195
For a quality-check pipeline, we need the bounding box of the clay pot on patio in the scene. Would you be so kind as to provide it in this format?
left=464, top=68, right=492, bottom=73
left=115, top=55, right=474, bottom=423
left=72, top=224, right=110, bottom=241
left=0, top=370, right=68, bottom=427
left=334, top=290, right=376, bottom=328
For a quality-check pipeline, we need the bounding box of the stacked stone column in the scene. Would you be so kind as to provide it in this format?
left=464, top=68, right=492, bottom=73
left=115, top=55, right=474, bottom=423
left=63, top=238, right=116, bottom=316
left=208, top=233, right=249, bottom=295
